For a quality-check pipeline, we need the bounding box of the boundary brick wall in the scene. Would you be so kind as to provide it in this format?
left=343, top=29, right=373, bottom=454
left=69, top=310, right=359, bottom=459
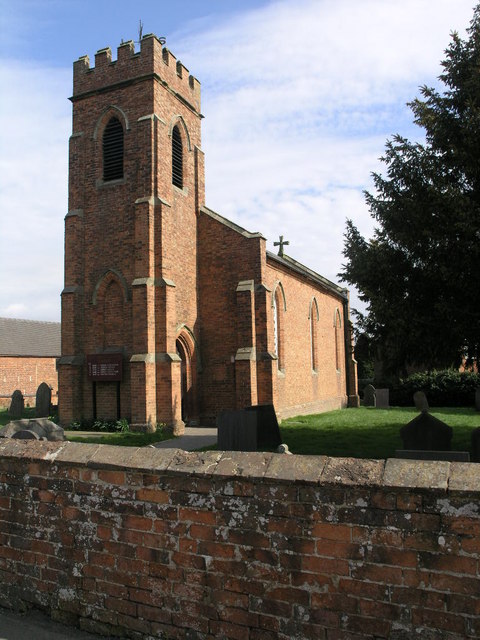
left=0, top=356, right=58, bottom=409
left=0, top=440, right=478, bottom=639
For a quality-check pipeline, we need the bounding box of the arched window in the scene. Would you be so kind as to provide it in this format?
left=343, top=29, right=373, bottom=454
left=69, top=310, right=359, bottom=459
left=273, top=294, right=279, bottom=357
left=310, top=298, right=319, bottom=371
left=172, top=124, right=183, bottom=188
left=273, top=284, right=286, bottom=370
left=334, top=308, right=342, bottom=372
left=102, top=117, right=124, bottom=181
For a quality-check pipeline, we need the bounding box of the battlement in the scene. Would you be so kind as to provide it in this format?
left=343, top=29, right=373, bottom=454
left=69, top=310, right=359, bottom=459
left=72, top=34, right=201, bottom=113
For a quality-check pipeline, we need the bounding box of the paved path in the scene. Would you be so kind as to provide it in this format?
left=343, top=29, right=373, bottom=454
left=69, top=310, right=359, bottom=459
left=66, top=426, right=217, bottom=451
left=151, top=426, right=217, bottom=451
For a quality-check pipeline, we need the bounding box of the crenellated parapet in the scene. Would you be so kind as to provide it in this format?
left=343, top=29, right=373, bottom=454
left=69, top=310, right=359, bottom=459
left=72, top=34, right=201, bottom=113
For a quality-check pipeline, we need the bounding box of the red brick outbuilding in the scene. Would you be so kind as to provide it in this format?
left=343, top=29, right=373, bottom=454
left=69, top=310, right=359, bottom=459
left=0, top=317, right=60, bottom=408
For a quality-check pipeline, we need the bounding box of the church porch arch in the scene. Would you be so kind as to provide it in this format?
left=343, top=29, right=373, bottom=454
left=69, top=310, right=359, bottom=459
left=175, top=327, right=199, bottom=425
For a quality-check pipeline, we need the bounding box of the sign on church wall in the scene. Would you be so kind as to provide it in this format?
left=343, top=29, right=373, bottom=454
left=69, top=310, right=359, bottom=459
left=87, top=353, right=123, bottom=381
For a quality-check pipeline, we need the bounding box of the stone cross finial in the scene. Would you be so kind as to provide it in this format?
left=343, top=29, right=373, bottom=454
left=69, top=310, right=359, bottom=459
left=274, top=235, right=289, bottom=257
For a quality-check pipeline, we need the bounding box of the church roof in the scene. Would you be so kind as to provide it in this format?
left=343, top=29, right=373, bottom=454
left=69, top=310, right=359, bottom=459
left=0, top=317, right=61, bottom=357
left=267, top=252, right=348, bottom=300
left=200, top=205, right=347, bottom=301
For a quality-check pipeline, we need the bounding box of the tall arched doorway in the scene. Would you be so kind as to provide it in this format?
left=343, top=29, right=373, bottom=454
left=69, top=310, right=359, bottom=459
left=175, top=331, right=198, bottom=424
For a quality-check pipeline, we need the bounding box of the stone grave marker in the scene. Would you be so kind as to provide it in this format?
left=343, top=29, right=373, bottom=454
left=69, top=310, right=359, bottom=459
left=35, top=382, right=52, bottom=418
left=475, top=388, right=480, bottom=412
left=217, top=409, right=257, bottom=451
left=400, top=412, right=452, bottom=451
left=413, top=390, right=429, bottom=412
left=375, top=388, right=389, bottom=409
left=363, top=384, right=376, bottom=407
left=245, top=404, right=282, bottom=450
left=9, top=390, right=24, bottom=419
left=12, top=430, right=41, bottom=440
left=0, top=418, right=64, bottom=441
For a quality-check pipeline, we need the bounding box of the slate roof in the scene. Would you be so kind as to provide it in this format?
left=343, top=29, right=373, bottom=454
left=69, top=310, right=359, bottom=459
left=0, top=318, right=61, bottom=357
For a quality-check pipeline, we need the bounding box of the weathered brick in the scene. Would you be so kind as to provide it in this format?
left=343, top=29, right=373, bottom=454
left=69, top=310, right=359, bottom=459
left=301, top=555, right=350, bottom=576
left=312, top=522, right=352, bottom=542
left=350, top=562, right=403, bottom=585
left=135, top=487, right=169, bottom=503
left=412, top=608, right=467, bottom=634
left=209, top=620, right=248, bottom=640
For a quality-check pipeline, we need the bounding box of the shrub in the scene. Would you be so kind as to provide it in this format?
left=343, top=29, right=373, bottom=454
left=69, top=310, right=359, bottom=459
left=67, top=418, right=130, bottom=432
left=390, top=370, right=480, bottom=407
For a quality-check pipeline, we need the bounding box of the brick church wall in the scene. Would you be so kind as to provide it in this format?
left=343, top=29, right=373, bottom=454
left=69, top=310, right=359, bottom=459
left=265, top=261, right=348, bottom=419
left=0, top=440, right=478, bottom=639
left=0, top=357, right=58, bottom=409
left=60, top=36, right=204, bottom=427
left=60, top=34, right=357, bottom=426
left=197, top=208, right=264, bottom=422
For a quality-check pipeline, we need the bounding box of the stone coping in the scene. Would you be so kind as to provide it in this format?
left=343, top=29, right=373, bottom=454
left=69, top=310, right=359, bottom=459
left=0, top=440, right=478, bottom=493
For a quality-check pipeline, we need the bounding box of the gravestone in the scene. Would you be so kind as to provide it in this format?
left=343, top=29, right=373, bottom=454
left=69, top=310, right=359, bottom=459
left=245, top=404, right=282, bottom=450
left=217, top=410, right=257, bottom=451
left=9, top=390, right=24, bottom=419
left=375, top=388, right=389, bottom=409
left=413, top=390, right=429, bottom=412
left=363, top=384, right=376, bottom=407
left=0, top=418, right=64, bottom=441
left=12, top=430, right=41, bottom=440
left=471, top=428, right=480, bottom=463
left=475, top=388, right=480, bottom=412
left=35, top=382, right=52, bottom=418
left=400, top=412, right=452, bottom=451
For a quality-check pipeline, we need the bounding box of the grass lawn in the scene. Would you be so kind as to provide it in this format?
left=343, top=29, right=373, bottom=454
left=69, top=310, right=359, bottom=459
left=280, top=407, right=479, bottom=459
left=0, top=408, right=173, bottom=447
left=66, top=431, right=173, bottom=447
left=1, top=406, right=478, bottom=457
left=0, top=406, right=37, bottom=426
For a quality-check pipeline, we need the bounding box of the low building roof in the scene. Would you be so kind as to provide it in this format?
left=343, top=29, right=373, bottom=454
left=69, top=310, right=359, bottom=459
left=0, top=317, right=61, bottom=357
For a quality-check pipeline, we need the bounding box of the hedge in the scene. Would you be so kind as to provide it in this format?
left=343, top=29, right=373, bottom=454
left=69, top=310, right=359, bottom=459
left=389, top=370, right=480, bottom=407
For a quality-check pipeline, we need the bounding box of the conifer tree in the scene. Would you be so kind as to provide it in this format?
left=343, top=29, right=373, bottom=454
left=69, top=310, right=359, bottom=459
left=341, top=6, right=480, bottom=376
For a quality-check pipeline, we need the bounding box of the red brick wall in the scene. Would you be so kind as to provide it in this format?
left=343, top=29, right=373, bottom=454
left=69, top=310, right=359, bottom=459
left=265, top=261, right=348, bottom=418
left=197, top=209, right=265, bottom=421
left=1, top=440, right=478, bottom=639
left=0, top=356, right=58, bottom=408
left=59, top=36, right=203, bottom=428
left=60, top=34, right=356, bottom=428
left=196, top=207, right=350, bottom=422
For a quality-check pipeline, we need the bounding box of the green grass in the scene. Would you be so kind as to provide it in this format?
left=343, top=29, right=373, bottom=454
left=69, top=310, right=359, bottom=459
left=2, top=406, right=478, bottom=457
left=280, top=407, right=479, bottom=459
left=0, top=406, right=37, bottom=426
left=66, top=431, right=173, bottom=447
left=0, top=408, right=173, bottom=447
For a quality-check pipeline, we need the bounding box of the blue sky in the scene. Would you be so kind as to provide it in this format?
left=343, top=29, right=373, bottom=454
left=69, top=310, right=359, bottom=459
left=0, top=0, right=474, bottom=322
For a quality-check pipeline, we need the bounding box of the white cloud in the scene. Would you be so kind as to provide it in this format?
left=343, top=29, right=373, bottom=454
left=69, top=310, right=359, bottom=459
left=0, top=61, right=70, bottom=321
left=0, top=0, right=474, bottom=321
left=176, top=0, right=472, bottom=312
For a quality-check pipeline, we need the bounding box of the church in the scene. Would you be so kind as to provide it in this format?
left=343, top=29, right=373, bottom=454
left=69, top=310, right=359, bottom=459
left=58, top=34, right=358, bottom=432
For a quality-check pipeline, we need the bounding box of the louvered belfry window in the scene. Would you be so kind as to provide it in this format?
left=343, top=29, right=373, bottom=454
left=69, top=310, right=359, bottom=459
left=103, top=117, right=124, bottom=181
left=172, top=125, right=183, bottom=188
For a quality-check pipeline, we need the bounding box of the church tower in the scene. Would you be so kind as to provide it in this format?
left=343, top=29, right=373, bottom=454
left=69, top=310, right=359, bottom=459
left=58, top=35, right=204, bottom=431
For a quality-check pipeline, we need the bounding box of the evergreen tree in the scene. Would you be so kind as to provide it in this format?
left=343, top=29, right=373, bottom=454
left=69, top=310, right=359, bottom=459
left=341, top=6, right=480, bottom=376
